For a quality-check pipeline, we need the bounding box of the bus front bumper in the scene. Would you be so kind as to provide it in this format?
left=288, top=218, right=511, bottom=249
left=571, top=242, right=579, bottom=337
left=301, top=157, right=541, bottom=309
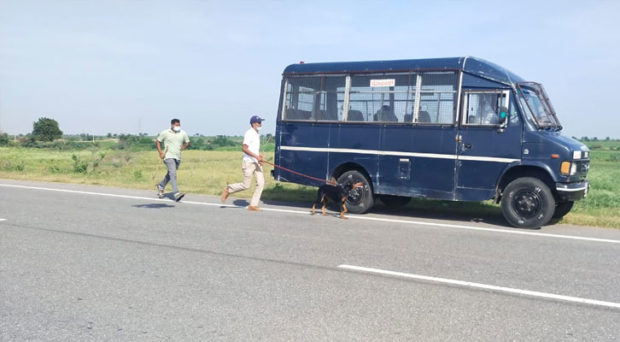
left=556, top=181, right=590, bottom=201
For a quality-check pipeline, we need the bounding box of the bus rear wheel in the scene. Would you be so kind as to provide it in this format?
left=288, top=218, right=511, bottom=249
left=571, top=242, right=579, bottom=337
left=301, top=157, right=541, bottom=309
left=338, top=170, right=374, bottom=214
left=501, top=177, right=555, bottom=228
left=379, top=195, right=411, bottom=208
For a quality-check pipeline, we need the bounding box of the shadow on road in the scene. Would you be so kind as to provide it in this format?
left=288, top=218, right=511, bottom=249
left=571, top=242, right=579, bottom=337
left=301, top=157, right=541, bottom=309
left=233, top=199, right=249, bottom=207
left=262, top=198, right=538, bottom=230
left=133, top=203, right=176, bottom=209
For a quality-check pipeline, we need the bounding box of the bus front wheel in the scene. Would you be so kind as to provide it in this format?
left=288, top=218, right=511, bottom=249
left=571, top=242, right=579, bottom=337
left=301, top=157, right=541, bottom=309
left=338, top=170, right=374, bottom=214
left=553, top=201, right=574, bottom=219
left=501, top=177, right=555, bottom=228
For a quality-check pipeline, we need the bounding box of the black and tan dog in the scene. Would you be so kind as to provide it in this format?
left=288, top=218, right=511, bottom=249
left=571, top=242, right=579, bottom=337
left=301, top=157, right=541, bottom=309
left=311, top=181, right=364, bottom=219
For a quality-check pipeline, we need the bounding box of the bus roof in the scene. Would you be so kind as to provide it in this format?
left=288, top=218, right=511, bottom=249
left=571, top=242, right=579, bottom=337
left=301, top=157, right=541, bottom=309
left=283, top=56, right=524, bottom=86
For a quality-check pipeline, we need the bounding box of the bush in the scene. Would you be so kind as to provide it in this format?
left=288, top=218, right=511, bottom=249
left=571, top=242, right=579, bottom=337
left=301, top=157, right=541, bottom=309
left=0, top=133, right=9, bottom=146
left=71, top=154, right=88, bottom=173
left=211, top=135, right=237, bottom=148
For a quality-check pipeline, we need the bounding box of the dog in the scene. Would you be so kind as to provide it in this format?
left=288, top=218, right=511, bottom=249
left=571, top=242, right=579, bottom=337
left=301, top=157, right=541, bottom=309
left=311, top=181, right=364, bottom=219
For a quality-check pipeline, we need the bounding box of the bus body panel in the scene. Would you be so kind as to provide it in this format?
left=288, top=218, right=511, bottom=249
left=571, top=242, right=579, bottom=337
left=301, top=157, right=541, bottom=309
left=276, top=122, right=331, bottom=185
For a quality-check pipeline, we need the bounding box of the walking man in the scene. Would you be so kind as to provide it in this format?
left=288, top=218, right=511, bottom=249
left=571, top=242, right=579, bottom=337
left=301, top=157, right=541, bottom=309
left=156, top=118, right=190, bottom=202
left=221, top=115, right=265, bottom=211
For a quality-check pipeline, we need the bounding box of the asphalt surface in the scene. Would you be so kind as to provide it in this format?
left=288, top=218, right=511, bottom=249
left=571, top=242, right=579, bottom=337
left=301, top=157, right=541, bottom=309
left=1, top=179, right=619, bottom=341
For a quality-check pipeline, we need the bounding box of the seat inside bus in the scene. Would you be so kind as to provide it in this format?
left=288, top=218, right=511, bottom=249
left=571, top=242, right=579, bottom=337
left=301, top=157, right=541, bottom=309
left=348, top=110, right=364, bottom=121
left=418, top=111, right=431, bottom=122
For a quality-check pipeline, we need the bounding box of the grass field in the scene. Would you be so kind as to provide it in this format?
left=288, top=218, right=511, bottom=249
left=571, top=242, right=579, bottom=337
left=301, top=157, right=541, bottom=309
left=0, top=140, right=618, bottom=228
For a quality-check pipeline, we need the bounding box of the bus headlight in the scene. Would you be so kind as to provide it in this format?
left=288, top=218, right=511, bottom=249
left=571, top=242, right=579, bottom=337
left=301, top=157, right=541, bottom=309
left=561, top=161, right=570, bottom=175
left=561, top=161, right=578, bottom=176
left=572, top=151, right=582, bottom=159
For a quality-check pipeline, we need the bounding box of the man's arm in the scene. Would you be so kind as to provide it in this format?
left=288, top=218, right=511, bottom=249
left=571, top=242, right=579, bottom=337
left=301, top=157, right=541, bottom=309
left=156, top=140, right=164, bottom=159
left=242, top=144, right=263, bottom=162
left=181, top=133, right=190, bottom=150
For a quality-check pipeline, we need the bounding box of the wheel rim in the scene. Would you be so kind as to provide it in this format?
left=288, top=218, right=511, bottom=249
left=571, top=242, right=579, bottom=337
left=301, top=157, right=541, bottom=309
left=512, top=189, right=543, bottom=219
left=339, top=174, right=365, bottom=206
left=347, top=186, right=363, bottom=204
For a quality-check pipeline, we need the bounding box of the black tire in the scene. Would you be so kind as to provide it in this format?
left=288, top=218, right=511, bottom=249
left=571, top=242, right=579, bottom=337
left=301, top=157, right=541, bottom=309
left=501, top=177, right=555, bottom=228
left=553, top=201, right=574, bottom=219
left=337, top=170, right=374, bottom=214
left=379, top=195, right=411, bottom=207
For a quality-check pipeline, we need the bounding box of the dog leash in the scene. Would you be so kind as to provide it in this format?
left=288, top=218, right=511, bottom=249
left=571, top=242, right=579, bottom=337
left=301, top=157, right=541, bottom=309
left=262, top=160, right=336, bottom=185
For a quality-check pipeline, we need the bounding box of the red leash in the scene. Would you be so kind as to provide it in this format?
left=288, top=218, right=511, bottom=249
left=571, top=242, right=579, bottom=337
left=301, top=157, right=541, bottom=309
left=262, top=160, right=336, bottom=185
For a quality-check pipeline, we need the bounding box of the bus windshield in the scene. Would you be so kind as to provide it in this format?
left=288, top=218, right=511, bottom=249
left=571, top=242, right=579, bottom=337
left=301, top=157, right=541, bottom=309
left=516, top=82, right=562, bottom=130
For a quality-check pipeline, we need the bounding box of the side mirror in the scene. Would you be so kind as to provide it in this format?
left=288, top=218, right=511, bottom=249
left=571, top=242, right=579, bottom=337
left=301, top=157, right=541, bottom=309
left=496, top=106, right=508, bottom=132
left=498, top=106, right=508, bottom=126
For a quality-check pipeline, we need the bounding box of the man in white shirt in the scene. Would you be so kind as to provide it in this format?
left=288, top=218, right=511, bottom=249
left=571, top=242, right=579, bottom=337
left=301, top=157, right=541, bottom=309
left=221, top=115, right=265, bottom=211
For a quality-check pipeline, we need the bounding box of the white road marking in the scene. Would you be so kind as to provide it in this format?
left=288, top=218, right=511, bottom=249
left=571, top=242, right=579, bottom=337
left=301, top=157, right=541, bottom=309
left=1, top=183, right=619, bottom=245
left=338, top=264, right=620, bottom=310
left=0, top=218, right=6, bottom=221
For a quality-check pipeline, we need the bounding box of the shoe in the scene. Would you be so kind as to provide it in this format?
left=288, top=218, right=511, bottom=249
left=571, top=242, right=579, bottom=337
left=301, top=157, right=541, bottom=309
left=156, top=185, right=164, bottom=199
left=221, top=187, right=229, bottom=203
left=174, top=193, right=185, bottom=202
left=247, top=205, right=262, bottom=212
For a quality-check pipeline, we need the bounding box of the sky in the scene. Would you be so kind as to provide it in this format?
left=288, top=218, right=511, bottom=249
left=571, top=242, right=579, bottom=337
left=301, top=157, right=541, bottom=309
left=1, top=0, right=619, bottom=138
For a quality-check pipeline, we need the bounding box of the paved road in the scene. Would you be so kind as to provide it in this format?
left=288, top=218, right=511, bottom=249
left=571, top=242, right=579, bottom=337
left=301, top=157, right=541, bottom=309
left=1, top=179, right=619, bottom=341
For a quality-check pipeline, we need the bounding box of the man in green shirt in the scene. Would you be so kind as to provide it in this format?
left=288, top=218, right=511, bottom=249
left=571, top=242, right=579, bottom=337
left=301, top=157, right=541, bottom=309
left=156, top=118, right=190, bottom=202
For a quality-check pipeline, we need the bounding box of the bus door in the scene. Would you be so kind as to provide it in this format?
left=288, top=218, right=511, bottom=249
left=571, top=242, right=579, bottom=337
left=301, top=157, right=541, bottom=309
left=377, top=72, right=459, bottom=200
left=381, top=125, right=457, bottom=200
left=456, top=90, right=521, bottom=200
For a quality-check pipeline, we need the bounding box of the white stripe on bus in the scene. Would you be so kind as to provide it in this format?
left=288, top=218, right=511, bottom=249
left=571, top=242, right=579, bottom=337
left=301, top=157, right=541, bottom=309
left=280, top=146, right=520, bottom=163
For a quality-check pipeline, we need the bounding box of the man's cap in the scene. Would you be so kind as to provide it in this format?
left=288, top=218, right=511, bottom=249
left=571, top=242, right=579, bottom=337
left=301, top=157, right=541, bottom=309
left=250, top=115, right=265, bottom=125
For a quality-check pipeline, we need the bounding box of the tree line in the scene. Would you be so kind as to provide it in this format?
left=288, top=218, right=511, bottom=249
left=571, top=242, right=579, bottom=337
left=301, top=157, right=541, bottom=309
left=0, top=117, right=274, bottom=151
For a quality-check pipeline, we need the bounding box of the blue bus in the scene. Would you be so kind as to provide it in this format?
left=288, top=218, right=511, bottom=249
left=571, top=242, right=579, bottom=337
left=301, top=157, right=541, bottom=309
left=272, top=57, right=589, bottom=228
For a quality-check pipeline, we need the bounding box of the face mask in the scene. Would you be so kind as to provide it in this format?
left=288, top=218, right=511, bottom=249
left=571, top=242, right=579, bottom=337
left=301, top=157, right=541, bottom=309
left=256, top=126, right=261, bottom=131
left=173, top=126, right=181, bottom=132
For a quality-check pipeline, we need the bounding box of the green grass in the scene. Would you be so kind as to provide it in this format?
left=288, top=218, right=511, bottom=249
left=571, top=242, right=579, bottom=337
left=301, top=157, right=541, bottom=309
left=0, top=146, right=314, bottom=203
left=0, top=140, right=618, bottom=228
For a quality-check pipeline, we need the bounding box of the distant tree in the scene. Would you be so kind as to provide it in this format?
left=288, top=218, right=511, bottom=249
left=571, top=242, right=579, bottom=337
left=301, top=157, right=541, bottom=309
left=0, top=133, right=9, bottom=146
left=107, top=133, right=112, bottom=138
left=592, top=137, right=598, bottom=141
left=32, top=117, right=63, bottom=142
left=581, top=136, right=589, bottom=142
left=605, top=136, right=610, bottom=141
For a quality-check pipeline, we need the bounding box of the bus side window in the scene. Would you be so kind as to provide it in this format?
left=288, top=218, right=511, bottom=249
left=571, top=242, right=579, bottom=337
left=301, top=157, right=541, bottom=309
left=417, top=73, right=458, bottom=124
left=284, top=77, right=321, bottom=121
left=463, top=92, right=507, bottom=126
left=283, top=76, right=345, bottom=121
left=349, top=74, right=414, bottom=123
